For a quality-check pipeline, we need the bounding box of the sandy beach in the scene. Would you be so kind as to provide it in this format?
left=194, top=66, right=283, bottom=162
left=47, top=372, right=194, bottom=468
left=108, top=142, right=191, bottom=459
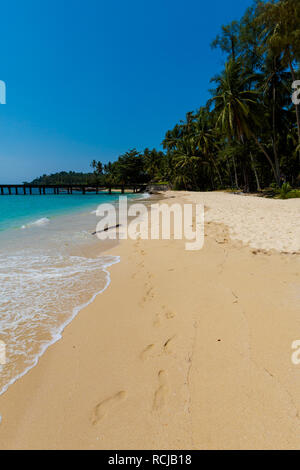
left=1, top=190, right=300, bottom=449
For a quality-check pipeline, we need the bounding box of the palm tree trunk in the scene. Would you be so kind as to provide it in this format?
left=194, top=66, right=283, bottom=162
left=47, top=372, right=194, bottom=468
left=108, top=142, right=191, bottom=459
left=250, top=131, right=279, bottom=185
left=227, top=158, right=234, bottom=187
left=242, top=164, right=250, bottom=192
left=272, top=64, right=281, bottom=184
left=210, top=158, right=223, bottom=186
left=231, top=36, right=235, bottom=62
left=250, top=152, right=261, bottom=192
left=287, top=50, right=300, bottom=149
left=210, top=172, right=215, bottom=190
left=232, top=155, right=239, bottom=189
left=272, top=136, right=280, bottom=185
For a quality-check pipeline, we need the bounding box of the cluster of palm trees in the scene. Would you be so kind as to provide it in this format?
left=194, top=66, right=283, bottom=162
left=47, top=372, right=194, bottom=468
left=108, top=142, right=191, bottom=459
left=91, top=149, right=165, bottom=187
left=90, top=0, right=299, bottom=192
left=160, top=0, right=300, bottom=191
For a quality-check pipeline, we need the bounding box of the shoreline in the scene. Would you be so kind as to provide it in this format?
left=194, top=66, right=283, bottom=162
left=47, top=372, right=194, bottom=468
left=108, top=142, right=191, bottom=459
left=0, top=191, right=300, bottom=449
left=0, top=191, right=152, bottom=398
left=0, top=255, right=120, bottom=398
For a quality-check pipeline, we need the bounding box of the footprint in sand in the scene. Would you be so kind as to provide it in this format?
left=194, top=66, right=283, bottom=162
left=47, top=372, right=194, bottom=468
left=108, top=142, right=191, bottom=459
left=232, top=291, right=239, bottom=304
left=165, top=310, right=176, bottom=319
left=134, top=237, right=141, bottom=249
left=153, top=307, right=176, bottom=327
left=163, top=336, right=176, bottom=354
left=140, top=343, right=155, bottom=360
left=141, top=282, right=155, bottom=304
left=91, top=391, right=127, bottom=425
left=153, top=370, right=168, bottom=411
left=161, top=305, right=176, bottom=319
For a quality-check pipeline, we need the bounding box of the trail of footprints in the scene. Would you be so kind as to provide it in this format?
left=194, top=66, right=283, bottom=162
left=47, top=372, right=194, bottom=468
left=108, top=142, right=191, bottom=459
left=91, top=239, right=176, bottom=424
left=140, top=302, right=177, bottom=411
left=134, top=237, right=176, bottom=411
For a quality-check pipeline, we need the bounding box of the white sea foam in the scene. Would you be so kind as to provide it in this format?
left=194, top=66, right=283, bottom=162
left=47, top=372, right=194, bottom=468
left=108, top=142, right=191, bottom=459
left=136, top=192, right=150, bottom=200
left=0, top=194, right=132, bottom=397
left=0, top=250, right=120, bottom=396
left=21, top=217, right=50, bottom=229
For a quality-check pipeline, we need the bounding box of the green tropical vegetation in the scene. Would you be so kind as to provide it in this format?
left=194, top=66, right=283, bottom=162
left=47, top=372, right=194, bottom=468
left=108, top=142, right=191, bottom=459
left=29, top=171, right=97, bottom=185
left=31, top=0, right=300, bottom=198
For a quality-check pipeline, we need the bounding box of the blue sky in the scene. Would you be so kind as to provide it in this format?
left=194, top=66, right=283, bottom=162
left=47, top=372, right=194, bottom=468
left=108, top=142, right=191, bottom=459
left=0, top=0, right=254, bottom=183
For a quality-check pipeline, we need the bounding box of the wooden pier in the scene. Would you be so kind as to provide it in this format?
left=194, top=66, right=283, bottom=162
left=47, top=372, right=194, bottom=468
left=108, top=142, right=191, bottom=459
left=0, top=184, right=147, bottom=195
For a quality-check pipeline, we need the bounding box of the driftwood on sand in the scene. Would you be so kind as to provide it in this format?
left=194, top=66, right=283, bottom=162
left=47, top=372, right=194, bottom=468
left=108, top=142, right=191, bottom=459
left=92, top=224, right=121, bottom=235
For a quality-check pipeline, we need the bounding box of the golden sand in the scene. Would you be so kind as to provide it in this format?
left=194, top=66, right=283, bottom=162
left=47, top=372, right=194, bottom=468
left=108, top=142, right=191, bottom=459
left=0, top=191, right=300, bottom=449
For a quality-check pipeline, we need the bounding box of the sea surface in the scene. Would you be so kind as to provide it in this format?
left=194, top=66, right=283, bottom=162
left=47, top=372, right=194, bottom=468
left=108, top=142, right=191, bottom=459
left=0, top=191, right=141, bottom=395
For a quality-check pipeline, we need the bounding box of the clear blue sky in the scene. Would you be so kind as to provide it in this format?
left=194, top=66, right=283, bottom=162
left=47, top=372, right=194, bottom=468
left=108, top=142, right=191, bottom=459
left=0, top=0, right=254, bottom=183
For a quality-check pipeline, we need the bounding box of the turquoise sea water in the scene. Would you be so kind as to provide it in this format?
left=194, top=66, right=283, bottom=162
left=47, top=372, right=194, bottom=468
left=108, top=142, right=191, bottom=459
left=0, top=192, right=125, bottom=232
left=0, top=191, right=145, bottom=396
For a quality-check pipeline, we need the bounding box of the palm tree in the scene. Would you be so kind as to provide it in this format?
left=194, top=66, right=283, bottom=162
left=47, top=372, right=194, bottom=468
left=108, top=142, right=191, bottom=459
left=162, top=124, right=182, bottom=151
left=173, top=136, right=202, bottom=190
left=90, top=160, right=103, bottom=184
left=211, top=59, right=279, bottom=186
left=211, top=20, right=240, bottom=61
left=194, top=108, right=223, bottom=186
left=260, top=54, right=290, bottom=183
left=143, top=148, right=163, bottom=181
left=91, top=160, right=103, bottom=175
left=257, top=0, right=300, bottom=147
